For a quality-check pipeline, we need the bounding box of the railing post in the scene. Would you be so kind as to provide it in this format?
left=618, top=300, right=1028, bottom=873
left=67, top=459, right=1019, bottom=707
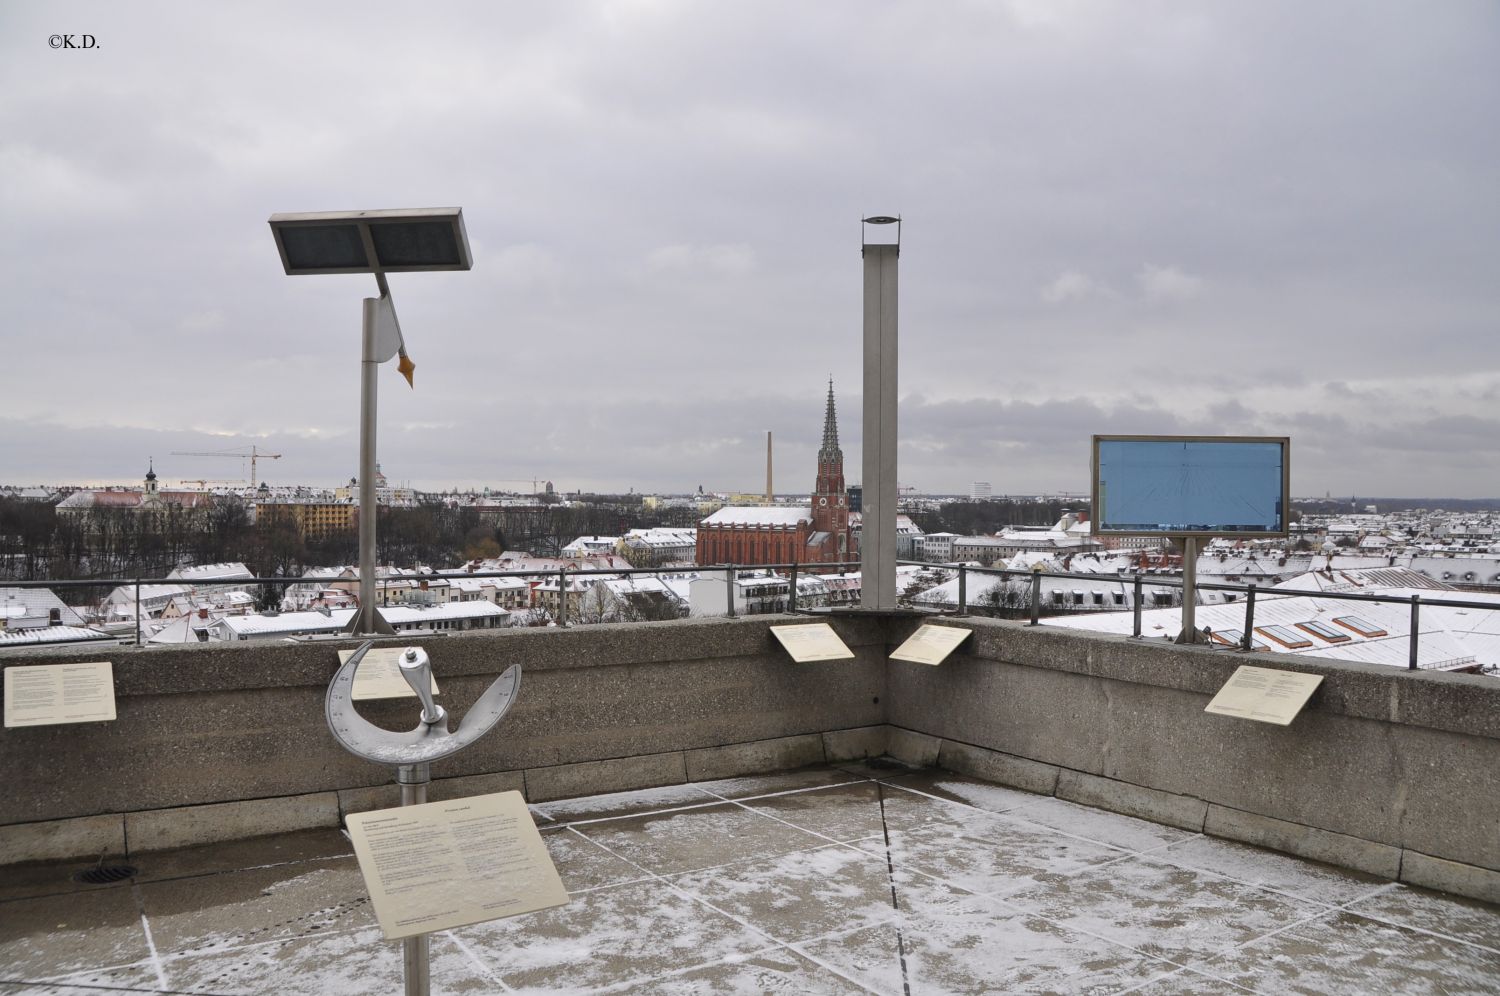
left=134, top=577, right=142, bottom=646
left=956, top=565, right=967, bottom=616
left=1132, top=575, right=1143, bottom=638
left=1409, top=594, right=1420, bottom=670
left=1242, top=584, right=1257, bottom=651
left=1029, top=570, right=1041, bottom=626
left=726, top=564, right=736, bottom=618
left=787, top=563, right=799, bottom=613
left=557, top=568, right=567, bottom=627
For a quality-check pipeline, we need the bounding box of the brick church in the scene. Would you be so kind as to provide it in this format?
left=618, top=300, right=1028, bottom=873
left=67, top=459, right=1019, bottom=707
left=695, top=382, right=853, bottom=566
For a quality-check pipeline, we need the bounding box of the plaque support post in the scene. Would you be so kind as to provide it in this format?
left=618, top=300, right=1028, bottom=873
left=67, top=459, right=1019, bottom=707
left=1175, top=536, right=1204, bottom=644
left=397, top=762, right=432, bottom=996
left=326, top=644, right=522, bottom=996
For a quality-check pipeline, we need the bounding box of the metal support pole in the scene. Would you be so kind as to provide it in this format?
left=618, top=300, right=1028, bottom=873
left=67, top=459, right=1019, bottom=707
left=1176, top=536, right=1200, bottom=644
left=956, top=565, right=967, bottom=616
left=358, top=297, right=380, bottom=635
left=1409, top=594, right=1420, bottom=670
left=396, top=762, right=431, bottom=996
left=1242, top=584, right=1257, bottom=650
left=134, top=577, right=142, bottom=646
left=1029, top=571, right=1041, bottom=626
left=557, top=568, right=567, bottom=626
left=726, top=565, right=736, bottom=618
left=787, top=563, right=799, bottom=612
left=1132, top=575, right=1143, bottom=638
left=860, top=241, right=899, bottom=610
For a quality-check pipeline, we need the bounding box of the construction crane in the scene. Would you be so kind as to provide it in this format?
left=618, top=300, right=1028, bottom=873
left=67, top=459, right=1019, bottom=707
left=171, top=446, right=283, bottom=487
left=178, top=479, right=246, bottom=489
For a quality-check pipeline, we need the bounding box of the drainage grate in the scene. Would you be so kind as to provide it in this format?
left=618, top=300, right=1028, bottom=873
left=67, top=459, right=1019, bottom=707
left=73, top=864, right=137, bottom=885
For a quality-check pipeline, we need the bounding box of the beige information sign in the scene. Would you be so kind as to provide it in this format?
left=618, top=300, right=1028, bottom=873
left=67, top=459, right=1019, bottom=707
left=346, top=791, right=569, bottom=941
left=4, top=661, right=117, bottom=728
left=337, top=647, right=440, bottom=701
left=770, top=623, right=855, bottom=662
left=890, top=625, right=972, bottom=666
left=1205, top=665, right=1324, bottom=726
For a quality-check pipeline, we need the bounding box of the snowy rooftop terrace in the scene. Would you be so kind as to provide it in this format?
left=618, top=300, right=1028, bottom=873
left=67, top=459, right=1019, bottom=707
left=4, top=761, right=1498, bottom=994
left=2, top=614, right=1498, bottom=992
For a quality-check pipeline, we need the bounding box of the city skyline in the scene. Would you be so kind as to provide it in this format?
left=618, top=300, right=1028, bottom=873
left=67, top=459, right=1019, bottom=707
left=2, top=3, right=1497, bottom=496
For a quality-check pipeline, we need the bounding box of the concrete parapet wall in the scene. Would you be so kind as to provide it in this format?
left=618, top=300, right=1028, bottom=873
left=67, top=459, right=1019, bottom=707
left=0, top=617, right=885, bottom=833
left=885, top=617, right=1500, bottom=892
left=3, top=613, right=1497, bottom=903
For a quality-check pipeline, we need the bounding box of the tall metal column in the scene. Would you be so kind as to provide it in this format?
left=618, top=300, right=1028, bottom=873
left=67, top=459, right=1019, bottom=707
left=860, top=220, right=900, bottom=610
left=357, top=297, right=381, bottom=635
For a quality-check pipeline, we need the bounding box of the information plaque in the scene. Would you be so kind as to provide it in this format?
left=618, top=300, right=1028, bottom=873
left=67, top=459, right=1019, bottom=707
left=889, top=625, right=972, bottom=666
left=346, top=791, right=569, bottom=940
left=1204, top=665, right=1324, bottom=726
left=337, top=647, right=440, bottom=701
left=770, top=623, right=855, bottom=662
left=4, top=661, right=117, bottom=728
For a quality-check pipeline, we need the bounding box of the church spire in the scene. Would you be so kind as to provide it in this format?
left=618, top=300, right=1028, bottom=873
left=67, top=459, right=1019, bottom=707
left=819, top=378, right=841, bottom=460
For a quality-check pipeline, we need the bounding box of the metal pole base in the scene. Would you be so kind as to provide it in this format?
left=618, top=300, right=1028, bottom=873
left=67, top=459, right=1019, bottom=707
left=397, top=763, right=431, bottom=996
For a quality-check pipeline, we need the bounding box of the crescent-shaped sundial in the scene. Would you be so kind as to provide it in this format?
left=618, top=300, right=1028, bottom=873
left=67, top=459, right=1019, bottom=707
left=325, top=641, right=521, bottom=767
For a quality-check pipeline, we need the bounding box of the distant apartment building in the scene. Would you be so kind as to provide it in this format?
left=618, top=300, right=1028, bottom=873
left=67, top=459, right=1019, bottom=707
left=254, top=499, right=355, bottom=540
left=971, top=481, right=992, bottom=500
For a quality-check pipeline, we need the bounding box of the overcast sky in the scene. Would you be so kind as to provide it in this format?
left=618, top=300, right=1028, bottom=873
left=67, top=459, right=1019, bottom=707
left=2, top=2, right=1496, bottom=498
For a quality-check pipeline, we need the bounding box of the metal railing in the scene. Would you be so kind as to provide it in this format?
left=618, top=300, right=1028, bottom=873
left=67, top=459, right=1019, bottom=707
left=4, top=560, right=1495, bottom=670
left=909, top=561, right=1498, bottom=670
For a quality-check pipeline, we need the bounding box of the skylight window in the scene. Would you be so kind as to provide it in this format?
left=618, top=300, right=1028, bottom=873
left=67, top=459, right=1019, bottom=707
left=1256, top=625, right=1313, bottom=649
left=1296, top=620, right=1352, bottom=643
left=1334, top=615, right=1388, bottom=638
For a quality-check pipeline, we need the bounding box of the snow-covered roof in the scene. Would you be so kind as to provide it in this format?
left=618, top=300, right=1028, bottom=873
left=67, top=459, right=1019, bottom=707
left=700, top=506, right=811, bottom=527
left=0, top=625, right=113, bottom=646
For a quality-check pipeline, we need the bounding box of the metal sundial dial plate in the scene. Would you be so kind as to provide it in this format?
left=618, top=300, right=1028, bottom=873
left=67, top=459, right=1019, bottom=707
left=326, top=641, right=521, bottom=766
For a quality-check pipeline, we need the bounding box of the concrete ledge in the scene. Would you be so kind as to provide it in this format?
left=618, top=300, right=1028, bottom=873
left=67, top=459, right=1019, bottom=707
left=822, top=725, right=888, bottom=762
left=937, top=740, right=1061, bottom=797
left=887, top=728, right=942, bottom=767
left=1206, top=804, right=1402, bottom=879
left=527, top=753, right=687, bottom=803
left=685, top=734, right=825, bottom=781
left=338, top=770, right=526, bottom=818
left=1056, top=770, right=1207, bottom=833
left=125, top=792, right=340, bottom=853
left=1401, top=850, right=1500, bottom=906
left=0, top=813, right=126, bottom=865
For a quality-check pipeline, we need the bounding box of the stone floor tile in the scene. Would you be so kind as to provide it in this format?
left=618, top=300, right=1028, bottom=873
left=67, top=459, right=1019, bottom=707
left=1200, top=909, right=1500, bottom=995
left=691, top=766, right=871, bottom=800
left=138, top=857, right=372, bottom=957
left=1343, top=882, right=1500, bottom=952
left=543, top=827, right=654, bottom=893
left=1152, top=835, right=1391, bottom=908
left=1, top=960, right=163, bottom=996
left=668, top=842, right=899, bottom=944
left=132, top=828, right=353, bottom=884
left=737, top=781, right=891, bottom=843
left=604, top=945, right=876, bottom=994
left=857, top=815, right=1126, bottom=900
left=1118, top=965, right=1262, bottom=994
left=155, top=926, right=493, bottom=994
left=531, top=783, right=720, bottom=825
left=0, top=886, right=151, bottom=981
left=571, top=802, right=828, bottom=876
left=454, top=879, right=774, bottom=993
left=799, top=907, right=1178, bottom=995
left=831, top=757, right=928, bottom=781
left=881, top=769, right=1050, bottom=816
left=1002, top=855, right=1324, bottom=964
left=1005, top=797, right=1197, bottom=855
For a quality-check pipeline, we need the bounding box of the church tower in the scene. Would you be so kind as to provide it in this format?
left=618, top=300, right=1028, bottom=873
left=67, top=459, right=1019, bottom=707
left=143, top=460, right=160, bottom=507
left=811, top=379, right=848, bottom=558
